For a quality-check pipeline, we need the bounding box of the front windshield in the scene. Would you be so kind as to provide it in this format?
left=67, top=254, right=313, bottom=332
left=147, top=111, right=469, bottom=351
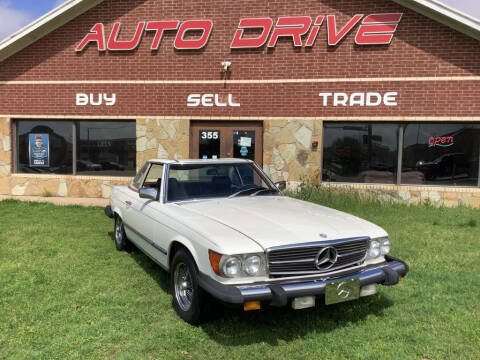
left=166, top=163, right=278, bottom=202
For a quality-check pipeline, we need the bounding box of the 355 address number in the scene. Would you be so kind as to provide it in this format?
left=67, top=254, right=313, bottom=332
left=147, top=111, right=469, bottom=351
left=201, top=131, right=219, bottom=140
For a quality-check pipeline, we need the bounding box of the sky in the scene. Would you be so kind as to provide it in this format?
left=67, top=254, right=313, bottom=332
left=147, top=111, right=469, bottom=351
left=0, top=0, right=479, bottom=41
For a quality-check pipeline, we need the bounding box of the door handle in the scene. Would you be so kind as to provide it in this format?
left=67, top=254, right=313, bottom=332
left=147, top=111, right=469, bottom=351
left=125, top=200, right=132, bottom=206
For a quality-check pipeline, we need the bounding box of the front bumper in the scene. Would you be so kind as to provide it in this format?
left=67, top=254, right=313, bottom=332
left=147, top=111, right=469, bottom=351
left=198, top=255, right=408, bottom=306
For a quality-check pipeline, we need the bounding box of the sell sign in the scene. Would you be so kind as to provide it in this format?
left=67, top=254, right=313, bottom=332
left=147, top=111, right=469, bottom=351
left=29, top=134, right=50, bottom=167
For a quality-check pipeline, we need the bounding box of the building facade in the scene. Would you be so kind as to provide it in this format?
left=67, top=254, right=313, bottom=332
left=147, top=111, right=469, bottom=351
left=0, top=0, right=479, bottom=206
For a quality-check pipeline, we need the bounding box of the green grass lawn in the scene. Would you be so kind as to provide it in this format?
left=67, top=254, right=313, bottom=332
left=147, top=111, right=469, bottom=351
left=0, top=193, right=479, bottom=360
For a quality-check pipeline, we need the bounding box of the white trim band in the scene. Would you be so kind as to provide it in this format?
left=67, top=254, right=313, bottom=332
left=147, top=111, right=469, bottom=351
left=1, top=76, right=480, bottom=85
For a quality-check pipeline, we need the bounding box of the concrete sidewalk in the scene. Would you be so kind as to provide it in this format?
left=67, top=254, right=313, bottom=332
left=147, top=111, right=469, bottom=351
left=0, top=195, right=108, bottom=207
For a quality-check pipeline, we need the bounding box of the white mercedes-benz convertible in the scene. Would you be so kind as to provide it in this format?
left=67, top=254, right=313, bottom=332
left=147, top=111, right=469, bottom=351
left=105, top=159, right=408, bottom=324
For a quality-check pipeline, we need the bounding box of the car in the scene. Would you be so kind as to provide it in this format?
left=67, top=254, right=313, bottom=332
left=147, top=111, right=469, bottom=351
left=416, top=153, right=474, bottom=181
left=76, top=160, right=102, bottom=171
left=99, top=160, right=126, bottom=171
left=105, top=159, right=409, bottom=324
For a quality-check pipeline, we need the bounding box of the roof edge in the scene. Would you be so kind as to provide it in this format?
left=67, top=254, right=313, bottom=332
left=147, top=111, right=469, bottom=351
left=0, top=0, right=105, bottom=62
left=392, top=0, right=480, bottom=40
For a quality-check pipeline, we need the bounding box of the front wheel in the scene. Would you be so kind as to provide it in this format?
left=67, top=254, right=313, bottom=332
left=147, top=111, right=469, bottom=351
left=114, top=215, right=132, bottom=252
left=171, top=249, right=209, bottom=324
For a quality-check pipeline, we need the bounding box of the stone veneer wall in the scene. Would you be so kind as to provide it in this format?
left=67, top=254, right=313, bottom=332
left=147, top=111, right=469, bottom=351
left=4, top=174, right=131, bottom=199
left=263, top=119, right=322, bottom=184
left=324, top=183, right=480, bottom=208
left=136, top=118, right=189, bottom=169
left=0, top=118, right=11, bottom=179
left=1, top=116, right=480, bottom=207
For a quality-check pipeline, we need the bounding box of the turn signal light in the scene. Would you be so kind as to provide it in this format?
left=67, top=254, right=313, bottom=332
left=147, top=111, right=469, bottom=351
left=208, top=249, right=223, bottom=276
left=244, top=301, right=261, bottom=311
left=398, top=275, right=403, bottom=282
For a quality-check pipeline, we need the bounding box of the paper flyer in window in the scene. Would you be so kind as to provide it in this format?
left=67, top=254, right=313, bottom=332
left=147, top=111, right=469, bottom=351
left=29, top=134, right=50, bottom=167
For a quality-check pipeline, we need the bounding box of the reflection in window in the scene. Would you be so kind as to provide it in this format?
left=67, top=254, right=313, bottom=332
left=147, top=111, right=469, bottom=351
left=17, top=121, right=73, bottom=174
left=77, top=122, right=136, bottom=176
left=323, top=123, right=399, bottom=184
left=16, top=120, right=136, bottom=177
left=402, top=124, right=480, bottom=187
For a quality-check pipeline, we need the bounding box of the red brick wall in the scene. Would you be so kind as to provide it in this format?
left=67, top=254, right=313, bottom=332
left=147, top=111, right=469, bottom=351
left=0, top=0, right=479, bottom=117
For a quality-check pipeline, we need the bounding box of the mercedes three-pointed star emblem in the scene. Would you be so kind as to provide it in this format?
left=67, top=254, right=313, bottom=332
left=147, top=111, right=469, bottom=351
left=314, top=246, right=338, bottom=270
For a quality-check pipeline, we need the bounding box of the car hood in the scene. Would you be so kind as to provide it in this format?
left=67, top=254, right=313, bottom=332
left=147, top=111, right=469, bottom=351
left=175, top=196, right=387, bottom=250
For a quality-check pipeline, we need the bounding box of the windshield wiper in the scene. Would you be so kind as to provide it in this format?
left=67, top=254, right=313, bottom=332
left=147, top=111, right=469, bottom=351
left=228, top=186, right=264, bottom=198
left=250, top=188, right=279, bottom=197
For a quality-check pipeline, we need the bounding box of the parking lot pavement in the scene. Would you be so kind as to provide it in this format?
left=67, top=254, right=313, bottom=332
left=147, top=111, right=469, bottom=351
left=0, top=195, right=108, bottom=207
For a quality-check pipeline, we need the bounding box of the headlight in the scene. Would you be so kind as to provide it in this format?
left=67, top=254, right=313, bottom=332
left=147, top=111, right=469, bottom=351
left=368, top=237, right=391, bottom=258
left=380, top=238, right=391, bottom=255
left=244, top=255, right=262, bottom=276
left=369, top=240, right=381, bottom=258
left=209, top=250, right=266, bottom=278
left=222, top=256, right=242, bottom=277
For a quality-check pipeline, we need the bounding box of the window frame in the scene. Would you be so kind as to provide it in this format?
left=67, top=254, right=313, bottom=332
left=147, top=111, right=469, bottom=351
left=14, top=119, right=136, bottom=177
left=322, top=121, right=480, bottom=188
left=322, top=122, right=400, bottom=185
left=130, top=162, right=151, bottom=192
left=164, top=161, right=276, bottom=203
left=131, top=161, right=168, bottom=202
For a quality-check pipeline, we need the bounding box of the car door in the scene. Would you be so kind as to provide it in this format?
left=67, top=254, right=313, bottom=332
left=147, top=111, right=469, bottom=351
left=127, top=163, right=170, bottom=267
left=122, top=162, right=149, bottom=243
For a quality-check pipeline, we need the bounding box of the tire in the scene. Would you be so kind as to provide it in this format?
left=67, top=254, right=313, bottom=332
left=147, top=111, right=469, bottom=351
left=114, top=215, right=132, bottom=252
left=171, top=248, right=209, bottom=325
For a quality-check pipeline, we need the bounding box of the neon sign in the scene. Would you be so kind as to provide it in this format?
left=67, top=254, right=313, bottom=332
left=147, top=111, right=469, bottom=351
left=428, top=136, right=454, bottom=148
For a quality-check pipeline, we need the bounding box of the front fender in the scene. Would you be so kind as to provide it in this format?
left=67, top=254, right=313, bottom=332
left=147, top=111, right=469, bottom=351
left=168, top=236, right=211, bottom=276
left=110, top=197, right=125, bottom=220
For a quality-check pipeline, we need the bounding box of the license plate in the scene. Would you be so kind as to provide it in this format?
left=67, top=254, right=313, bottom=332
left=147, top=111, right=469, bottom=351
left=325, top=278, right=360, bottom=305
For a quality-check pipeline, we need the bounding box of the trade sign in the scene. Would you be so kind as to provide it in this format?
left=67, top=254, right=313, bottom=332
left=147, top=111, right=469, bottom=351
left=76, top=13, right=403, bottom=52
left=318, top=92, right=398, bottom=107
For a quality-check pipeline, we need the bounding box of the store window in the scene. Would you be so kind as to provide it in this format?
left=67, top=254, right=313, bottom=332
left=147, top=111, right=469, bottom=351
left=402, top=123, right=480, bottom=187
left=17, top=121, right=73, bottom=175
left=323, top=123, right=399, bottom=184
left=16, top=120, right=136, bottom=177
left=77, top=122, right=136, bottom=176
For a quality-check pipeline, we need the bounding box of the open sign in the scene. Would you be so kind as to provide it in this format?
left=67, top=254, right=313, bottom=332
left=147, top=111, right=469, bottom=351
left=428, top=136, right=454, bottom=148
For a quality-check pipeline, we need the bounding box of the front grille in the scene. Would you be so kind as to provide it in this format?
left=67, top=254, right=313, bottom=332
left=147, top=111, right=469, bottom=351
left=267, top=237, right=369, bottom=277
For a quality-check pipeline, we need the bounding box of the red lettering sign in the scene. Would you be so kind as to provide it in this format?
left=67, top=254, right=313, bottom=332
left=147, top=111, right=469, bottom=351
left=305, top=16, right=325, bottom=47
left=230, top=18, right=273, bottom=48
left=327, top=14, right=363, bottom=46
left=75, top=23, right=106, bottom=52
left=75, top=13, right=403, bottom=52
left=267, top=16, right=312, bottom=48
left=145, top=21, right=180, bottom=50
left=107, top=22, right=146, bottom=51
left=428, top=136, right=455, bottom=148
left=355, top=13, right=403, bottom=45
left=174, top=20, right=213, bottom=50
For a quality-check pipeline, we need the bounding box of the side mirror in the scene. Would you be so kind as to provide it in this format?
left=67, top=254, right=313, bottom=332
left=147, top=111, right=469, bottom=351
left=139, top=188, right=158, bottom=201
left=274, top=181, right=287, bottom=191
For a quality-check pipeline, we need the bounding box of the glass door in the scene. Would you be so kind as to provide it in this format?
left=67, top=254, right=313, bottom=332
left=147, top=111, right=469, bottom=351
left=233, top=130, right=256, bottom=161
left=190, top=121, right=263, bottom=165
left=198, top=130, right=220, bottom=159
